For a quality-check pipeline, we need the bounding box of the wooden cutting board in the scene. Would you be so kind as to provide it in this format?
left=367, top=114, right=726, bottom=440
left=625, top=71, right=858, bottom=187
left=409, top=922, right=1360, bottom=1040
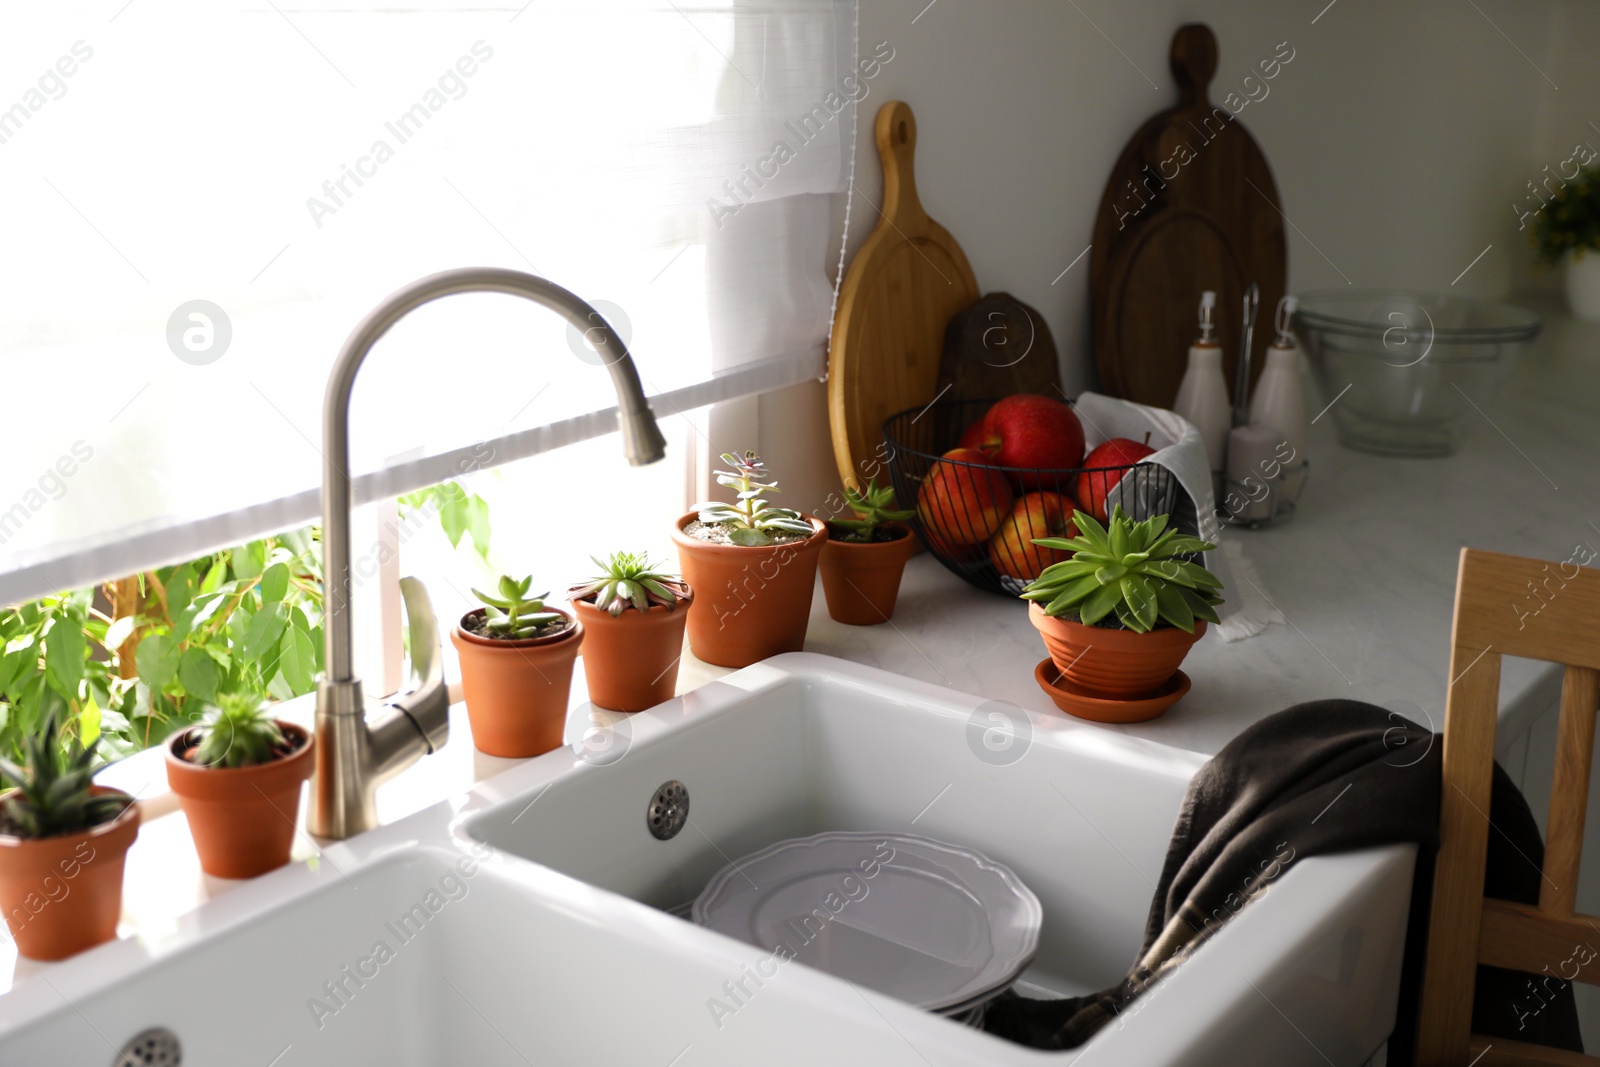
left=1089, top=23, right=1287, bottom=411
left=830, top=100, right=979, bottom=491
left=939, top=292, right=1062, bottom=403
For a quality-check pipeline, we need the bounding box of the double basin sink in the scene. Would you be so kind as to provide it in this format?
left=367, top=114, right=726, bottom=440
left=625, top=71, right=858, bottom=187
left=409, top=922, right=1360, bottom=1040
left=0, top=654, right=1413, bottom=1065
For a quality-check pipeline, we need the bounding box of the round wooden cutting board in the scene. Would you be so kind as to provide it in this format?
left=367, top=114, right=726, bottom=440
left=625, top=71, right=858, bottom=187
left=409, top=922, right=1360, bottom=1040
left=829, top=101, right=979, bottom=491
left=1090, top=24, right=1287, bottom=411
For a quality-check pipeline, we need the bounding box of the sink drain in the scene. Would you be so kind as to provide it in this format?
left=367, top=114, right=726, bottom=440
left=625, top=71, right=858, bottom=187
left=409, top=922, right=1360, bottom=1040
left=647, top=780, right=689, bottom=840
left=113, top=1027, right=181, bottom=1067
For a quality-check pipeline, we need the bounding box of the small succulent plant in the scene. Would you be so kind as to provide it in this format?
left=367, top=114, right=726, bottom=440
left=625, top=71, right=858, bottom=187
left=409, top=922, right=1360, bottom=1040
left=0, top=714, right=130, bottom=839
left=192, top=692, right=286, bottom=769
left=695, top=451, right=814, bottom=547
left=830, top=479, right=915, bottom=543
left=471, top=575, right=567, bottom=639
left=569, top=552, right=689, bottom=616
left=1021, top=505, right=1223, bottom=633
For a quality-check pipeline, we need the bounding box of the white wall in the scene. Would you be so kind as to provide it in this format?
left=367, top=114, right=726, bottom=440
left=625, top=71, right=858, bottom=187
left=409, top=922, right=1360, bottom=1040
left=758, top=0, right=1581, bottom=513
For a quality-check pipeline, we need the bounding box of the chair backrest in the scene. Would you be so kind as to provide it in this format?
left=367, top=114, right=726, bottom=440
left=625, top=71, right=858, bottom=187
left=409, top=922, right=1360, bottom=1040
left=1415, top=548, right=1600, bottom=1066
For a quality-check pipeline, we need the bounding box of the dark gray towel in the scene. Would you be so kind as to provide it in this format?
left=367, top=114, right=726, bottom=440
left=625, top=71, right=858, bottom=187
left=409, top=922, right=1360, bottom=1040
left=983, top=699, right=1584, bottom=1059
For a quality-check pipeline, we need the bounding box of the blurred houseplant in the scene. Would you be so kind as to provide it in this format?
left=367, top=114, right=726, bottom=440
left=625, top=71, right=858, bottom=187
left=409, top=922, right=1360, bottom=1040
left=1021, top=506, right=1221, bottom=697
left=450, top=575, right=580, bottom=757
left=671, top=452, right=826, bottom=668
left=164, top=690, right=314, bottom=878
left=819, top=480, right=917, bottom=625
left=569, top=552, right=692, bottom=712
left=1530, top=163, right=1600, bottom=321
left=0, top=714, right=139, bottom=960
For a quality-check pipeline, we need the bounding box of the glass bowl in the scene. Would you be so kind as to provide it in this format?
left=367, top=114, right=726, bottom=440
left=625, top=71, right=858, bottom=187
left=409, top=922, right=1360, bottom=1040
left=1293, top=290, right=1542, bottom=456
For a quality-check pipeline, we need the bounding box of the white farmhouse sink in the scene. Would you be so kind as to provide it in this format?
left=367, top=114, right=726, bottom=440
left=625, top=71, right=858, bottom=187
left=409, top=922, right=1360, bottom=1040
left=0, top=654, right=1413, bottom=1066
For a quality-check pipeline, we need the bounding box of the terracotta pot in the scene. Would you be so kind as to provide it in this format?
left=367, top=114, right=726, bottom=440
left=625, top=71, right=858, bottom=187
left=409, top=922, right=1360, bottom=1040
left=0, top=786, right=139, bottom=960
left=572, top=588, right=693, bottom=712
left=165, top=722, right=314, bottom=879
left=1028, top=601, right=1206, bottom=698
left=819, top=523, right=916, bottom=625
left=452, top=607, right=583, bottom=757
left=670, top=512, right=827, bottom=668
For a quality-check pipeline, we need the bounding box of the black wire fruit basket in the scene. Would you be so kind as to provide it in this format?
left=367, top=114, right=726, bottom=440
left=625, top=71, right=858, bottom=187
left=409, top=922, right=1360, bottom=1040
left=882, top=399, right=1187, bottom=596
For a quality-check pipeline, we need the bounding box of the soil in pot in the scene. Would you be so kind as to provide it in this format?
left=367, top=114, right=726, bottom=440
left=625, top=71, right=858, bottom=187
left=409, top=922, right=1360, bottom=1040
left=670, top=512, right=827, bottom=669
left=820, top=522, right=916, bottom=625
left=1029, top=600, right=1206, bottom=698
left=452, top=607, right=583, bottom=757
left=573, top=590, right=693, bottom=713
left=165, top=722, right=314, bottom=880
left=0, top=786, right=140, bottom=960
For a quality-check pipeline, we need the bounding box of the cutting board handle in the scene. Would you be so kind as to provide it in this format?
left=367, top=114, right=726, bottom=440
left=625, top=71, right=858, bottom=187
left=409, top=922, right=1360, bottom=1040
left=1170, top=23, right=1217, bottom=107
left=874, top=101, right=926, bottom=230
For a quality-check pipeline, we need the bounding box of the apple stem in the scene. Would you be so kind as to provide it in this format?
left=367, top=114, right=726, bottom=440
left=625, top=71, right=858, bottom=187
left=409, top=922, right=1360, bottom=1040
left=1143, top=431, right=1151, bottom=447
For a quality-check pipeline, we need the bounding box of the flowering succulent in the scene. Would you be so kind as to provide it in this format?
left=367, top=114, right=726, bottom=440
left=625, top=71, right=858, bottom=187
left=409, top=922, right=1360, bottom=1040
left=0, top=713, right=130, bottom=839
left=830, top=479, right=915, bottom=543
left=193, top=691, right=285, bottom=769
left=569, top=552, right=690, bottom=616
left=1021, top=505, right=1223, bottom=633
left=695, top=451, right=814, bottom=547
left=471, top=575, right=567, bottom=639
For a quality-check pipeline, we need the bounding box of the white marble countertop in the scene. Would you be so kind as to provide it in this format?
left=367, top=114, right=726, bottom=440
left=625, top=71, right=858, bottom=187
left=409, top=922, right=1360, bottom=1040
left=9, top=296, right=1595, bottom=992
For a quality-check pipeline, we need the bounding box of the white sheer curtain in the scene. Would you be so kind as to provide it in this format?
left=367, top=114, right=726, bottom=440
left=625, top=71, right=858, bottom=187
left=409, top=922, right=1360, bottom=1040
left=0, top=0, right=856, bottom=605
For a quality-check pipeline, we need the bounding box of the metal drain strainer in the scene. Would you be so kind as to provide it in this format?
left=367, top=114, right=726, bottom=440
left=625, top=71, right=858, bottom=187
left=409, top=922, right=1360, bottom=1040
left=114, top=1027, right=181, bottom=1067
left=647, top=780, right=688, bottom=840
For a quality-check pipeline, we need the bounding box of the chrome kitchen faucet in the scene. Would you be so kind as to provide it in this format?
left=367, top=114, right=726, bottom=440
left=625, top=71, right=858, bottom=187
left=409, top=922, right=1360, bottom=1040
left=306, top=267, right=666, bottom=839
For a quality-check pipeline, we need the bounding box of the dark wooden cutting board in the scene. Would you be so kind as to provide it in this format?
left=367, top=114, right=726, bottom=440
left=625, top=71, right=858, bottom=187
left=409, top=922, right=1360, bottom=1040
left=1089, top=23, right=1287, bottom=410
left=939, top=292, right=1062, bottom=402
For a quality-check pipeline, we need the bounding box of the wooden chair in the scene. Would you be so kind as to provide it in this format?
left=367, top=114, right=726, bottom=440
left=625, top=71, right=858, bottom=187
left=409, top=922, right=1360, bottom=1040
left=1416, top=548, right=1599, bottom=1065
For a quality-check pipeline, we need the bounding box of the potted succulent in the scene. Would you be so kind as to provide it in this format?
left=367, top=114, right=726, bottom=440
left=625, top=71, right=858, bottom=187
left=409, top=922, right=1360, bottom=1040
left=671, top=451, right=827, bottom=668
left=450, top=575, right=582, bottom=758
left=569, top=552, right=693, bottom=712
left=1021, top=506, right=1222, bottom=697
left=165, top=691, right=314, bottom=879
left=0, top=714, right=140, bottom=960
left=1530, top=163, right=1600, bottom=321
left=819, top=480, right=918, bottom=625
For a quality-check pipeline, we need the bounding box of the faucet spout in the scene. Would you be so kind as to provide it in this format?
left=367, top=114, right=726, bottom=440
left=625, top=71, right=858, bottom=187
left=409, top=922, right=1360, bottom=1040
left=309, top=267, right=666, bottom=839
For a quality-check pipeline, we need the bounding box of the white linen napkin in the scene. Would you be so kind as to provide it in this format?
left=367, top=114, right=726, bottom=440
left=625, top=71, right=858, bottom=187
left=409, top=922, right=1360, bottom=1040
left=1071, top=392, right=1279, bottom=642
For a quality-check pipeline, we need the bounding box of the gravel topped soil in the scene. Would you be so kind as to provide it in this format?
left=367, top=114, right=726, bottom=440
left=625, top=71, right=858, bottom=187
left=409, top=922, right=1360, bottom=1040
left=683, top=520, right=811, bottom=546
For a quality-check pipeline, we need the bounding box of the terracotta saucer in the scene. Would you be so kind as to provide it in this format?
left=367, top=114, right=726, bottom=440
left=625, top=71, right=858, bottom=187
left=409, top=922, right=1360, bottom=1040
left=1033, top=659, right=1190, bottom=724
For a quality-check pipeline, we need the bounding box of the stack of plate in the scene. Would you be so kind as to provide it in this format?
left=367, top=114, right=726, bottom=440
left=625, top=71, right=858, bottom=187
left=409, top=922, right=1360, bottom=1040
left=692, top=831, right=1042, bottom=1024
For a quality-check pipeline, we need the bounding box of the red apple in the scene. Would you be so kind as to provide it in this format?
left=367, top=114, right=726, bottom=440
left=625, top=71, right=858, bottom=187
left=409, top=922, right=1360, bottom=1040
left=971, top=395, right=1086, bottom=492
left=917, top=447, right=1014, bottom=548
left=957, top=418, right=993, bottom=453
left=988, top=492, right=1078, bottom=581
left=1075, top=437, right=1157, bottom=522
left=921, top=521, right=986, bottom=563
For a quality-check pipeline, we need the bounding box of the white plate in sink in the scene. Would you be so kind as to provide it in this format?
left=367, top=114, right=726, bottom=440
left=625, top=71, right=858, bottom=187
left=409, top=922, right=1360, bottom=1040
left=692, top=831, right=1042, bottom=1013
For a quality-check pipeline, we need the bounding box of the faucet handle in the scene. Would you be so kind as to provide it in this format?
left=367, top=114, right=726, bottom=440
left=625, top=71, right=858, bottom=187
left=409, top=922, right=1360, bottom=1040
left=388, top=576, right=450, bottom=753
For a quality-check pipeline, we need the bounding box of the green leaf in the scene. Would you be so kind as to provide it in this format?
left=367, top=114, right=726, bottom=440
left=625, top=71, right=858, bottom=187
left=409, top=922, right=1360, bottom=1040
left=438, top=484, right=471, bottom=549
left=1079, top=581, right=1123, bottom=626
left=177, top=647, right=220, bottom=704
left=103, top=614, right=136, bottom=653
left=259, top=562, right=289, bottom=604
left=464, top=494, right=492, bottom=560
left=199, top=559, right=227, bottom=594
left=1121, top=576, right=1159, bottom=631
left=134, top=632, right=180, bottom=690
left=234, top=541, right=267, bottom=581
left=241, top=602, right=289, bottom=665
left=78, top=693, right=101, bottom=748
left=730, top=528, right=774, bottom=547
left=44, top=615, right=86, bottom=701
left=1154, top=582, right=1195, bottom=632
left=280, top=625, right=316, bottom=694
left=0, top=647, right=31, bottom=699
